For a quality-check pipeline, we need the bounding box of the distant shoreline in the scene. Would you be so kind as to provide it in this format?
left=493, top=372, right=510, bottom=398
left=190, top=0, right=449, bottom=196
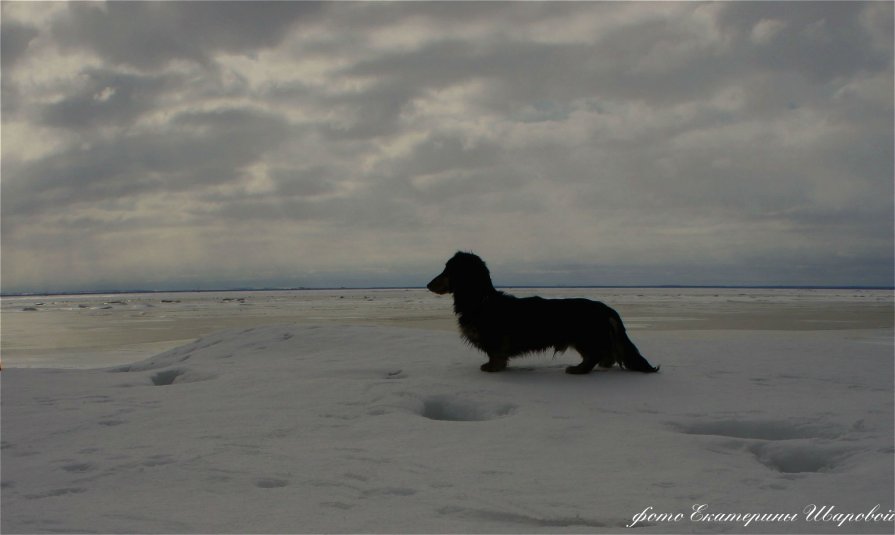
left=4, top=285, right=893, bottom=299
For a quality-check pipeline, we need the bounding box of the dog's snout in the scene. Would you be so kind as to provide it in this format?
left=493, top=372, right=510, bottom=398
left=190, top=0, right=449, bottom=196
left=427, top=272, right=450, bottom=294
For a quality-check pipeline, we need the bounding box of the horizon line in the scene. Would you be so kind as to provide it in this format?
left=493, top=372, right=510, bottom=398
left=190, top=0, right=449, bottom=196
left=3, top=284, right=894, bottom=298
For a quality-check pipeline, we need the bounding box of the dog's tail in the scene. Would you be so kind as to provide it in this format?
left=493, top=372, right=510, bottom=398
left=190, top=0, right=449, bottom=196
left=608, top=311, right=659, bottom=373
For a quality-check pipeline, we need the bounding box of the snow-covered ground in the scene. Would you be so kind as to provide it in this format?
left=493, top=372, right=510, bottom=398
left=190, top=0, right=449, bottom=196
left=2, top=289, right=893, bottom=533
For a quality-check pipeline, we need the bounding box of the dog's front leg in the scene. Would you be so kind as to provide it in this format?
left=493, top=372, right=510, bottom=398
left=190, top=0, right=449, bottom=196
left=481, top=354, right=508, bottom=372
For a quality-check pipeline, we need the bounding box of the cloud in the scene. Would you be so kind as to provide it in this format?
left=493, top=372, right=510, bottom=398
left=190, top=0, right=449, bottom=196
left=0, top=18, right=38, bottom=116
left=39, top=68, right=180, bottom=129
left=51, top=2, right=323, bottom=69
left=717, top=1, right=892, bottom=81
left=0, top=18, right=38, bottom=68
left=1, top=1, right=892, bottom=292
left=4, top=107, right=291, bottom=226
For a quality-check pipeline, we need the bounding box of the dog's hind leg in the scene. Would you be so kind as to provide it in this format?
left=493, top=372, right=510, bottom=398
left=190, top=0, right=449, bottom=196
left=565, top=345, right=599, bottom=375
left=481, top=354, right=508, bottom=372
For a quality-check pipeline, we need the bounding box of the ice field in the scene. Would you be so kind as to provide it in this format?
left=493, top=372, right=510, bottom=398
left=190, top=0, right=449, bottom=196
left=2, top=288, right=893, bottom=533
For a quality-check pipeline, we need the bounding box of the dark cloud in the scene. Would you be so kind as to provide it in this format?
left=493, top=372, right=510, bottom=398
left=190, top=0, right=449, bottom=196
left=0, top=18, right=39, bottom=116
left=52, top=1, right=323, bottom=69
left=316, top=80, right=420, bottom=140
left=1, top=18, right=38, bottom=68
left=40, top=68, right=179, bottom=129
left=4, top=107, right=291, bottom=223
left=717, top=1, right=891, bottom=80
left=391, top=132, right=502, bottom=179
left=272, top=166, right=339, bottom=198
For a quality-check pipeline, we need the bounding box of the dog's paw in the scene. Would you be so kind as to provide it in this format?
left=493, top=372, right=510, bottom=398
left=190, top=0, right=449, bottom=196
left=480, top=361, right=507, bottom=372
left=565, top=365, right=591, bottom=375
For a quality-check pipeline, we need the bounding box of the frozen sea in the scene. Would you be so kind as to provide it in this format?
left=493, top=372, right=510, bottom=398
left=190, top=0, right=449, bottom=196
left=1, top=288, right=893, bottom=533
left=3, top=287, right=891, bottom=369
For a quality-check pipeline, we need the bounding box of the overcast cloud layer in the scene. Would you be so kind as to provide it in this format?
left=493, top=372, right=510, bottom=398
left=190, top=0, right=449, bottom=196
left=2, top=1, right=893, bottom=292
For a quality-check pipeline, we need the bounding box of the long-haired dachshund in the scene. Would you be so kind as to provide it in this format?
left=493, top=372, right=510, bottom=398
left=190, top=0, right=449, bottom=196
left=427, top=252, right=659, bottom=374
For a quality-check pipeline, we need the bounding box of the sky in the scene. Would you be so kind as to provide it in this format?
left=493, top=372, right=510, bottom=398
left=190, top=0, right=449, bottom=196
left=2, top=1, right=893, bottom=293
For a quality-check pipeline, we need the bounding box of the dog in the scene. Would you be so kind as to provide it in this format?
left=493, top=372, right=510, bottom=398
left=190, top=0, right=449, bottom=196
left=427, top=252, right=659, bottom=374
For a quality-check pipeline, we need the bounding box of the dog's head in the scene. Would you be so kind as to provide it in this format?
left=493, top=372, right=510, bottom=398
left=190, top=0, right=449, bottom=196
left=427, top=251, right=492, bottom=295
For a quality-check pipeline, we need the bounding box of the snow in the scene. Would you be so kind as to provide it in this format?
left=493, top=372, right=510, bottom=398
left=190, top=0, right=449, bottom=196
left=1, top=289, right=893, bottom=533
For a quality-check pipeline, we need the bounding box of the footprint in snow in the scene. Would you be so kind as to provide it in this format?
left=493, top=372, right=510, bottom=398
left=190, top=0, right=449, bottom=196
left=418, top=396, right=516, bottom=422
left=255, top=477, right=289, bottom=489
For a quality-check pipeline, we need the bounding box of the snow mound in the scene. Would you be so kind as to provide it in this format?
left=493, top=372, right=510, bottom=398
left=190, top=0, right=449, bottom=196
left=673, top=419, right=844, bottom=440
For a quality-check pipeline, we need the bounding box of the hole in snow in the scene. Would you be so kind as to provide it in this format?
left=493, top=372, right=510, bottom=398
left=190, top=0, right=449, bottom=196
left=749, top=442, right=852, bottom=474
left=255, top=477, right=289, bottom=489
left=151, top=369, right=184, bottom=386
left=149, top=368, right=213, bottom=386
left=420, top=396, right=515, bottom=422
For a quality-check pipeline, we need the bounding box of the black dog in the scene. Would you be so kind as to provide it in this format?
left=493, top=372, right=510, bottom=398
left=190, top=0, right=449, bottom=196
left=427, top=252, right=659, bottom=374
